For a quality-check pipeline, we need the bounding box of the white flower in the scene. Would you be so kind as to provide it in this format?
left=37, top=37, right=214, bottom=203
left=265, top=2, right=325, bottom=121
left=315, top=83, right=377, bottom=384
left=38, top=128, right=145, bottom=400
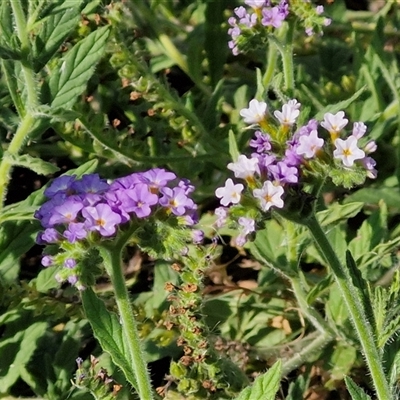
left=274, top=99, right=301, bottom=126
left=321, top=111, right=348, bottom=134
left=296, top=129, right=324, bottom=158
left=227, top=154, right=259, bottom=180
left=215, top=179, right=244, bottom=206
left=244, top=0, right=265, bottom=9
left=253, top=181, right=284, bottom=211
left=333, top=136, right=365, bottom=167
left=240, top=99, right=268, bottom=124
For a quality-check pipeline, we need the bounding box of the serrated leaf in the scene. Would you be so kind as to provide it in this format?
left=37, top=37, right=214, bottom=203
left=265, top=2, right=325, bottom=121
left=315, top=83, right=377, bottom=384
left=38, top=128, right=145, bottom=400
left=33, top=3, right=84, bottom=71
left=6, top=153, right=59, bottom=175
left=81, top=288, right=138, bottom=390
left=234, top=359, right=281, bottom=400
left=49, top=26, right=110, bottom=109
left=314, top=86, right=367, bottom=120
left=317, top=202, right=364, bottom=226
left=344, top=376, right=372, bottom=400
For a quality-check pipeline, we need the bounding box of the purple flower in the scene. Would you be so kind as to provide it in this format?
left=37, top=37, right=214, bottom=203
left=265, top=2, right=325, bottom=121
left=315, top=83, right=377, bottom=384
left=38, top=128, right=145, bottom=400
left=215, top=206, right=228, bottom=228
left=178, top=179, right=195, bottom=195
left=261, top=4, right=288, bottom=28
left=192, top=230, right=204, bottom=244
left=250, top=131, right=272, bottom=153
left=64, top=258, right=77, bottom=269
left=238, top=217, right=255, bottom=235
left=269, top=161, right=298, bottom=184
left=35, top=194, right=67, bottom=227
left=138, top=168, right=176, bottom=193
left=159, top=187, right=195, bottom=216
left=48, top=199, right=84, bottom=226
left=68, top=275, right=78, bottom=285
left=41, top=255, right=54, bottom=267
left=71, top=174, right=109, bottom=194
left=40, top=228, right=60, bottom=243
left=125, top=184, right=159, bottom=218
left=82, top=203, right=122, bottom=236
left=63, top=222, right=88, bottom=243
left=110, top=173, right=142, bottom=190
left=44, top=175, right=76, bottom=198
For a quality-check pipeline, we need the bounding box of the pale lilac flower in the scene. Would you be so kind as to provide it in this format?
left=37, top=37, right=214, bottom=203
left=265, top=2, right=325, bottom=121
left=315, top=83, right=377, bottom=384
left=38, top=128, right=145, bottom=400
left=63, top=222, right=87, bottom=243
left=352, top=122, right=367, bottom=139
left=234, top=235, right=247, bottom=247
left=240, top=99, right=268, bottom=124
left=192, top=230, right=204, bottom=244
left=324, top=18, right=332, bottom=26
left=361, top=157, right=377, bottom=179
left=68, top=275, right=78, bottom=285
left=82, top=203, right=122, bottom=236
left=253, top=153, right=276, bottom=176
left=296, top=129, right=324, bottom=158
left=215, top=178, right=244, bottom=206
left=364, top=140, right=377, bottom=154
left=321, top=111, right=348, bottom=135
left=159, top=187, right=195, bottom=216
left=274, top=100, right=301, bottom=126
left=227, top=155, right=259, bottom=180
left=41, top=228, right=60, bottom=243
left=253, top=181, right=284, bottom=211
left=139, top=168, right=176, bottom=193
left=178, top=179, right=195, bottom=195
left=215, top=206, right=228, bottom=228
left=64, top=258, right=77, bottom=269
left=41, top=255, right=54, bottom=267
left=333, top=136, right=365, bottom=167
left=316, top=5, right=324, bottom=14
left=249, top=131, right=272, bottom=153
left=261, top=4, right=288, bottom=28
left=48, top=199, right=84, bottom=226
left=238, top=217, right=255, bottom=235
left=305, top=27, right=314, bottom=36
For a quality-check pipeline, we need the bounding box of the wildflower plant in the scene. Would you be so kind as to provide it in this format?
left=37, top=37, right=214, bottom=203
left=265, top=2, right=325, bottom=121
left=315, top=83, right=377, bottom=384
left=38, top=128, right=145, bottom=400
left=2, top=0, right=400, bottom=399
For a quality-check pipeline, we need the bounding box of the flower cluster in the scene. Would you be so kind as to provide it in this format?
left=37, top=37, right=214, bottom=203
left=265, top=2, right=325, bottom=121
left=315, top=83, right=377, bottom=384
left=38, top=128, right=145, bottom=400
left=215, top=98, right=377, bottom=245
left=35, top=169, right=198, bottom=288
left=228, top=0, right=331, bottom=55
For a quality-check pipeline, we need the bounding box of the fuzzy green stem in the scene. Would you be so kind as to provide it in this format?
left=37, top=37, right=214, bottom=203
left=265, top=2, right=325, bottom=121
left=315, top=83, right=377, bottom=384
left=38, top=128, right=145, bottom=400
left=280, top=22, right=295, bottom=95
left=262, top=40, right=278, bottom=88
left=10, top=0, right=39, bottom=108
left=305, top=215, right=391, bottom=400
left=98, top=244, right=154, bottom=400
left=281, top=332, right=333, bottom=377
left=0, top=112, right=36, bottom=209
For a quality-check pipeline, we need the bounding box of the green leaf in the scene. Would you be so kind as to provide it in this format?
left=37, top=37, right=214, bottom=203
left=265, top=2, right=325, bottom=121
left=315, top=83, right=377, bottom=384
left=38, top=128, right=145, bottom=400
left=0, top=321, right=48, bottom=392
left=49, top=26, right=110, bottom=109
left=317, top=202, right=364, bottom=226
left=33, top=2, right=85, bottom=71
left=234, top=359, right=282, bottom=400
left=344, top=376, right=372, bottom=400
left=5, top=153, right=60, bottom=175
left=314, top=86, right=367, bottom=120
left=35, top=265, right=62, bottom=292
left=152, top=260, right=179, bottom=311
left=343, top=188, right=400, bottom=211
left=229, top=129, right=240, bottom=162
left=204, top=0, right=228, bottom=87
left=81, top=288, right=138, bottom=390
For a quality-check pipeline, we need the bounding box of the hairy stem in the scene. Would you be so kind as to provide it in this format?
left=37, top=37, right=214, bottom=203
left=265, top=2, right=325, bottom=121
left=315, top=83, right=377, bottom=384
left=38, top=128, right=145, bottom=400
left=99, top=242, right=154, bottom=400
left=305, top=214, right=391, bottom=400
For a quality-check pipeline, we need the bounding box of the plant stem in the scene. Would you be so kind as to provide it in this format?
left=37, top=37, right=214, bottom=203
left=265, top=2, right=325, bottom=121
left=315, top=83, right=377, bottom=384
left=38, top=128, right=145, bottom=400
left=262, top=40, right=278, bottom=88
left=0, top=112, right=36, bottom=209
left=99, top=243, right=154, bottom=400
left=305, top=214, right=391, bottom=400
left=281, top=332, right=333, bottom=377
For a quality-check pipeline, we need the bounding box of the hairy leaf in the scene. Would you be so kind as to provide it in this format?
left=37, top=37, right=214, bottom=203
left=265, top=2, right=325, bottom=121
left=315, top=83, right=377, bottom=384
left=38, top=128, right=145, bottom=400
left=49, top=26, right=110, bottom=109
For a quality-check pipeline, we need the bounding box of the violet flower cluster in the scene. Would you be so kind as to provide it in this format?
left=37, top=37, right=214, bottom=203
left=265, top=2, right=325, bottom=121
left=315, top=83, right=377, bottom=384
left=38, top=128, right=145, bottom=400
left=35, top=169, right=198, bottom=288
left=228, top=0, right=331, bottom=55
left=215, top=99, right=377, bottom=246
